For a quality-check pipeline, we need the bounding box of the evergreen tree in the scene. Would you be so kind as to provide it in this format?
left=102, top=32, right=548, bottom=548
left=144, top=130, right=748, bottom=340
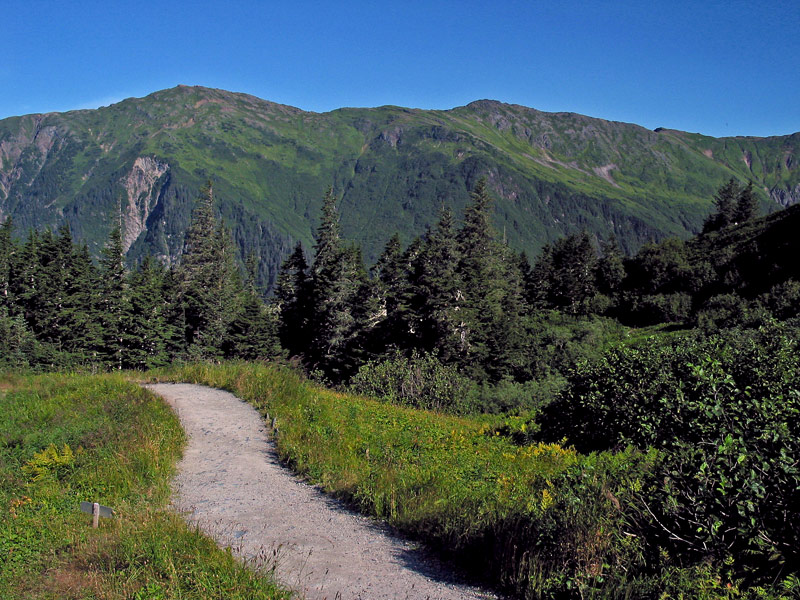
left=224, top=255, right=283, bottom=360
left=369, top=233, right=410, bottom=353
left=0, top=218, right=14, bottom=308
left=306, top=188, right=369, bottom=379
left=734, top=181, right=759, bottom=224
left=179, top=182, right=242, bottom=359
left=125, top=257, right=175, bottom=369
left=98, top=227, right=129, bottom=369
left=274, top=242, right=311, bottom=358
left=415, top=206, right=462, bottom=361
left=548, top=231, right=598, bottom=315
left=456, top=178, right=525, bottom=380
left=527, top=243, right=554, bottom=309
left=61, top=242, right=102, bottom=360
left=595, top=235, right=626, bottom=299
left=703, top=178, right=741, bottom=233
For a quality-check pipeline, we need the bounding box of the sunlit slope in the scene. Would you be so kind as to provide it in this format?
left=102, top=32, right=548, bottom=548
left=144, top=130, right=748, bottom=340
left=0, top=85, right=796, bottom=289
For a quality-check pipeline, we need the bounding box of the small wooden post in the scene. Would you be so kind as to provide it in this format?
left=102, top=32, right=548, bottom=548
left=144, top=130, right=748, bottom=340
left=92, top=502, right=100, bottom=528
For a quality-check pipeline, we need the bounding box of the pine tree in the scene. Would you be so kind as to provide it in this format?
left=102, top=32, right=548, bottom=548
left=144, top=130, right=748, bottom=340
left=455, top=178, right=525, bottom=379
left=225, top=254, right=283, bottom=360
left=179, top=182, right=242, bottom=359
left=734, top=181, right=759, bottom=224
left=274, top=242, right=311, bottom=358
left=703, top=178, right=741, bottom=233
left=98, top=227, right=129, bottom=369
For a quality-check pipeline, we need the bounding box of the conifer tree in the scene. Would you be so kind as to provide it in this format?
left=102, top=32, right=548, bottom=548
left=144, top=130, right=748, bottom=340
left=548, top=231, right=598, bottom=314
left=179, top=182, right=242, bottom=359
left=275, top=242, right=311, bottom=357
left=98, top=227, right=129, bottom=369
left=734, top=181, right=759, bottom=224
left=368, top=233, right=408, bottom=353
left=225, top=255, right=283, bottom=360
left=455, top=178, right=525, bottom=379
left=703, top=178, right=741, bottom=233
left=0, top=218, right=14, bottom=308
left=306, top=187, right=368, bottom=379
left=415, top=206, right=462, bottom=361
left=527, top=243, right=554, bottom=309
left=61, top=242, right=102, bottom=360
left=595, top=235, right=626, bottom=298
left=125, top=256, right=175, bottom=369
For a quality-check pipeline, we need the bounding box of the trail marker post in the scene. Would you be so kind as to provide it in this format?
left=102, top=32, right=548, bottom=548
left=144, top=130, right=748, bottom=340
left=80, top=501, right=114, bottom=527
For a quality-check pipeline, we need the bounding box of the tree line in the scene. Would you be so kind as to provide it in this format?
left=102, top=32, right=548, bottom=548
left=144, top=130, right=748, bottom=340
left=2, top=175, right=794, bottom=396
left=0, top=184, right=280, bottom=370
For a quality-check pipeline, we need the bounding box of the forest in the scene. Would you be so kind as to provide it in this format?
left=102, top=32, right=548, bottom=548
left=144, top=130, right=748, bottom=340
left=1, top=177, right=799, bottom=598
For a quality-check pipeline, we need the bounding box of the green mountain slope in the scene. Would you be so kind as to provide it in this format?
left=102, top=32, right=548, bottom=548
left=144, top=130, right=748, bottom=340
left=0, top=85, right=797, bottom=290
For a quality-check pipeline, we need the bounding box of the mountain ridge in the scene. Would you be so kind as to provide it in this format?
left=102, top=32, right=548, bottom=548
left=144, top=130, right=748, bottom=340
left=0, top=85, right=797, bottom=291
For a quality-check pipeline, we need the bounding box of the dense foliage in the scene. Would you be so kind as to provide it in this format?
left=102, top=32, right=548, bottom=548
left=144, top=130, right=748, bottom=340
left=0, top=184, right=282, bottom=370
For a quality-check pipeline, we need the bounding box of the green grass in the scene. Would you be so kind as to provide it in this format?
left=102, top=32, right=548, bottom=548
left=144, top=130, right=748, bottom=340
left=0, top=371, right=290, bottom=600
left=149, top=361, right=766, bottom=599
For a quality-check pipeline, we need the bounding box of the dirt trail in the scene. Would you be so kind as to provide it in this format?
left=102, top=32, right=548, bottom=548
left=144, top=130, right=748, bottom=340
left=146, top=383, right=497, bottom=600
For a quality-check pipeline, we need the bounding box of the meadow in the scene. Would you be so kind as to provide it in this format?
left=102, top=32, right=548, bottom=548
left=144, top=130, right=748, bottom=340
left=0, top=372, right=289, bottom=600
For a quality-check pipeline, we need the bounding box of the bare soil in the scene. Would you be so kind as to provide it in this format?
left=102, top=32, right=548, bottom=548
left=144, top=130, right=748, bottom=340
left=146, top=383, right=498, bottom=600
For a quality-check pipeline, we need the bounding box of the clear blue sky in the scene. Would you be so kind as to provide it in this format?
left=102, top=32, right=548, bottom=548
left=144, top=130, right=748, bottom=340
left=4, top=0, right=799, bottom=137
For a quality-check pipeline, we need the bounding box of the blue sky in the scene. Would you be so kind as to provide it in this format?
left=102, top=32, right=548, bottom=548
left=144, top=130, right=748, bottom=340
left=4, top=1, right=799, bottom=137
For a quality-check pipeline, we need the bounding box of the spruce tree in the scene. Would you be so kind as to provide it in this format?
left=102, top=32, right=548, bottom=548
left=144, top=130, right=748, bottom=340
left=0, top=218, right=14, bottom=308
left=126, top=256, right=175, bottom=369
left=734, top=181, right=759, bottom=224
left=548, top=231, right=598, bottom=314
left=179, top=182, right=242, bottom=359
left=595, top=235, right=626, bottom=299
left=527, top=243, right=554, bottom=309
left=225, top=255, right=283, bottom=360
left=274, top=242, right=311, bottom=358
left=455, top=178, right=525, bottom=379
left=415, top=206, right=462, bottom=361
left=703, top=178, right=741, bottom=233
left=368, top=233, right=408, bottom=353
left=306, top=188, right=368, bottom=379
left=98, top=227, right=129, bottom=369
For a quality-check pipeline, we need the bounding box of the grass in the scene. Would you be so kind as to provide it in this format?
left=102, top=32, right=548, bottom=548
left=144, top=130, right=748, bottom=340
left=151, top=361, right=746, bottom=599
left=0, top=371, right=290, bottom=600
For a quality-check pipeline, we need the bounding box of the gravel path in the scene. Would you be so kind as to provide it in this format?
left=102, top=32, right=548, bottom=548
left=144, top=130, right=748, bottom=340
left=146, top=383, right=498, bottom=600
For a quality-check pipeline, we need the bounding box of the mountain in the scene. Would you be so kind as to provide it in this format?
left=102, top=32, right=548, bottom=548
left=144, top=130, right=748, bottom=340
left=0, top=85, right=797, bottom=291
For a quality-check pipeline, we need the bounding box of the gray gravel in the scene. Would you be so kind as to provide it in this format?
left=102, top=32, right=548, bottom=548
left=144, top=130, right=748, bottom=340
left=146, top=383, right=498, bottom=600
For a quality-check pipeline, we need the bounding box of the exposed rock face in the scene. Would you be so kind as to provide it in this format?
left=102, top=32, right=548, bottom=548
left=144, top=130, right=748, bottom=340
left=121, top=157, right=169, bottom=251
left=770, top=184, right=800, bottom=207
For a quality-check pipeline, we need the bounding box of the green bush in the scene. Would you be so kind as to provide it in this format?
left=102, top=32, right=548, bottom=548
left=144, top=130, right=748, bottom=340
left=348, top=350, right=476, bottom=413
left=540, top=325, right=800, bottom=583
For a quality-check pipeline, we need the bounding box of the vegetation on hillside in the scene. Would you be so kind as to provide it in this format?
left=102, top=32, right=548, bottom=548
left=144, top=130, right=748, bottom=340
left=1, top=86, right=797, bottom=292
left=2, top=174, right=800, bottom=598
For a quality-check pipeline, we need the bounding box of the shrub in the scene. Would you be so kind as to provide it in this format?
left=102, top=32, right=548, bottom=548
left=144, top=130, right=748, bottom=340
left=540, top=324, right=800, bottom=583
left=348, top=350, right=475, bottom=413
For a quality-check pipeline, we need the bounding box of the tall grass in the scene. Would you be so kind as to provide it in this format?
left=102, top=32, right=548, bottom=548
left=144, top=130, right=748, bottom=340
left=151, top=362, right=753, bottom=599
left=0, top=372, right=289, bottom=599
